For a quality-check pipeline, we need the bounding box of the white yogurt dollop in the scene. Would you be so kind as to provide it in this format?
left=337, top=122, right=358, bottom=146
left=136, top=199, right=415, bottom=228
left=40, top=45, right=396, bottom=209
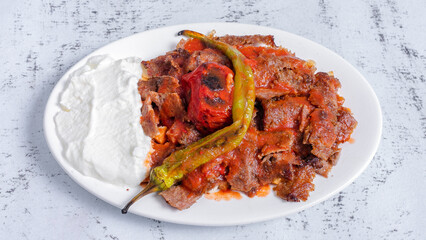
left=55, top=55, right=151, bottom=187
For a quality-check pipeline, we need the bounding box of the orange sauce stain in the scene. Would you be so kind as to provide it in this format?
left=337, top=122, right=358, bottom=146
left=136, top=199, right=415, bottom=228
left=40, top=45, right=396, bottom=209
left=142, top=142, right=155, bottom=180
left=349, top=138, right=355, bottom=144
left=205, top=189, right=242, bottom=201
left=255, top=184, right=271, bottom=197
left=143, top=153, right=151, bottom=169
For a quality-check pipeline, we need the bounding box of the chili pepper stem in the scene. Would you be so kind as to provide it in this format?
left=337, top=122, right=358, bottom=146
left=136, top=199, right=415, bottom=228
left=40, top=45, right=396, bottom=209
left=121, top=182, right=159, bottom=214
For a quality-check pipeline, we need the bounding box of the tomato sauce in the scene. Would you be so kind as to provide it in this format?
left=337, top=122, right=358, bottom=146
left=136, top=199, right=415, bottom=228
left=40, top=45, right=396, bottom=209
left=183, top=38, right=206, bottom=53
left=205, top=189, right=242, bottom=201
left=255, top=184, right=271, bottom=197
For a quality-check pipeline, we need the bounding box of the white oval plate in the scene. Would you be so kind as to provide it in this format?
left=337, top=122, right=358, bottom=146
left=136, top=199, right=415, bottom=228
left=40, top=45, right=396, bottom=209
left=44, top=23, right=382, bottom=226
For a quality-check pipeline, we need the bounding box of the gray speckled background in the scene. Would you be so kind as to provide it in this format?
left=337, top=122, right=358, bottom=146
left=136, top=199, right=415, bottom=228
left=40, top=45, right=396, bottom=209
left=1, top=0, right=425, bottom=239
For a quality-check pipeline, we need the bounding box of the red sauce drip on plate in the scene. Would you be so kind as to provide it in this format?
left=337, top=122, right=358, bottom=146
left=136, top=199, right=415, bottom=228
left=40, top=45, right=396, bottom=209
left=205, top=189, right=242, bottom=201
left=255, top=185, right=271, bottom=197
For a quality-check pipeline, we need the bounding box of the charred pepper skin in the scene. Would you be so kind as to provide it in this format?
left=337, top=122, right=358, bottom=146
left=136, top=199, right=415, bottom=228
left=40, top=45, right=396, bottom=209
left=121, top=30, right=255, bottom=214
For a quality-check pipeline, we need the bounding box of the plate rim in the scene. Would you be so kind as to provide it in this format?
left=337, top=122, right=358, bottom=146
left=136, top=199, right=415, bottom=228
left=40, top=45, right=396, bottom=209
left=43, top=22, right=382, bottom=226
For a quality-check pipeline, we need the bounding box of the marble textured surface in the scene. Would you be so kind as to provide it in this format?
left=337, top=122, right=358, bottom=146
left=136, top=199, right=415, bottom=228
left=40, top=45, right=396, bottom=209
left=1, top=0, right=425, bottom=239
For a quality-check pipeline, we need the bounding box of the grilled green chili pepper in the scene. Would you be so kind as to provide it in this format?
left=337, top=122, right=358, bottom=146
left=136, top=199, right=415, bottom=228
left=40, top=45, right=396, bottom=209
left=122, top=30, right=255, bottom=214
